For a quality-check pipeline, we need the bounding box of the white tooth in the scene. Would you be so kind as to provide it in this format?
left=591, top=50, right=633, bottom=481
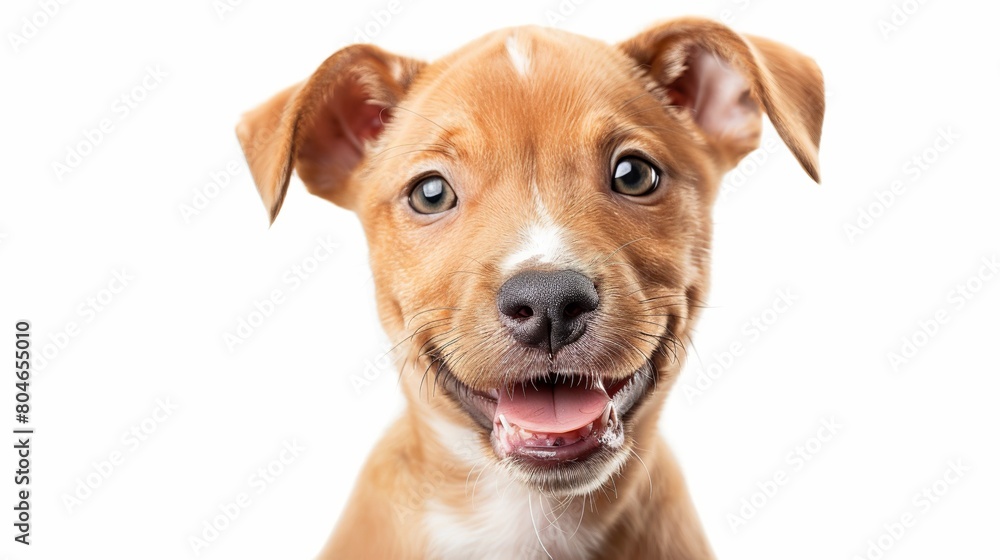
left=600, top=402, right=613, bottom=426
left=499, top=414, right=513, bottom=434
left=582, top=422, right=593, bottom=437
left=595, top=377, right=606, bottom=392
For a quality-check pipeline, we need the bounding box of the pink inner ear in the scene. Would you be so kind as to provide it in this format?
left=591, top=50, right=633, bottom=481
left=297, top=89, right=392, bottom=186
left=351, top=103, right=387, bottom=143
left=332, top=98, right=388, bottom=162
left=668, top=48, right=760, bottom=148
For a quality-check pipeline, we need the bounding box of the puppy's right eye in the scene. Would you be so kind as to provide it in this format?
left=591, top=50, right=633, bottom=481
left=408, top=176, right=457, bottom=214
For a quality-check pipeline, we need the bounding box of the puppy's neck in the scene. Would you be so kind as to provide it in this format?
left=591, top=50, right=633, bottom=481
left=417, top=414, right=607, bottom=559
left=411, top=410, right=665, bottom=560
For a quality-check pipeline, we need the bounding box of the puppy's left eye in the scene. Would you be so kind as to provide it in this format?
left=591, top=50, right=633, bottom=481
left=612, top=157, right=659, bottom=196
left=408, top=176, right=457, bottom=214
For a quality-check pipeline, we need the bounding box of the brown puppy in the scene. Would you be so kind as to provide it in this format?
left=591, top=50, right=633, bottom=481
left=238, top=17, right=823, bottom=559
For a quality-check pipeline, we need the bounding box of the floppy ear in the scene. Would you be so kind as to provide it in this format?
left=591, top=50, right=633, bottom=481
left=619, top=17, right=824, bottom=182
left=236, top=45, right=425, bottom=223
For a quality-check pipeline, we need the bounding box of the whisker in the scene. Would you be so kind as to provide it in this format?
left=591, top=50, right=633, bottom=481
left=385, top=104, right=455, bottom=141
left=628, top=447, right=654, bottom=501
left=371, top=147, right=453, bottom=163
left=528, top=493, right=555, bottom=560
left=405, top=308, right=459, bottom=329
left=593, top=237, right=652, bottom=266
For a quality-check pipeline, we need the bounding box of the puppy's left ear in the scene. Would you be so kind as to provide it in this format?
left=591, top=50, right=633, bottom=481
left=619, top=18, right=824, bottom=182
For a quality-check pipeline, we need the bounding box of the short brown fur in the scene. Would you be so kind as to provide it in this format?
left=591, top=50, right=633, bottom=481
left=238, top=17, right=823, bottom=559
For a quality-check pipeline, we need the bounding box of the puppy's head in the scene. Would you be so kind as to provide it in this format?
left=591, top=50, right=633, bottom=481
left=238, top=18, right=823, bottom=495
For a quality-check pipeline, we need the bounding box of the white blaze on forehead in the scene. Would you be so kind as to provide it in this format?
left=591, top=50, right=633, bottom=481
left=502, top=222, right=568, bottom=272
left=530, top=181, right=549, bottom=221
left=502, top=181, right=569, bottom=272
left=389, top=57, right=404, bottom=82
left=505, top=34, right=530, bottom=77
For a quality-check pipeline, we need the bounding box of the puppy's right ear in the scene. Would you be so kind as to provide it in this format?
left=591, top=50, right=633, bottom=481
left=236, top=45, right=425, bottom=223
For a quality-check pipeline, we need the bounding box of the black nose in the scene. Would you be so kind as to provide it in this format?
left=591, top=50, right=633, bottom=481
left=497, top=269, right=599, bottom=354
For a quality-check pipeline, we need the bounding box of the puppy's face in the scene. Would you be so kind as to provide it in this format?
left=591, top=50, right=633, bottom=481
left=239, top=19, right=823, bottom=495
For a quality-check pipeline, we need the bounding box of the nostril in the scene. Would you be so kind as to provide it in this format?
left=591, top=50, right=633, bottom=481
left=497, top=269, right=599, bottom=352
left=563, top=302, right=583, bottom=319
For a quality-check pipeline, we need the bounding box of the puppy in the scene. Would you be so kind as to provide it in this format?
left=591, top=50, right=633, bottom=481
left=237, top=17, right=823, bottom=559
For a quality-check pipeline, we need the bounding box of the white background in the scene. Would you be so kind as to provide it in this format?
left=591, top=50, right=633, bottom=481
left=2, top=0, right=999, bottom=558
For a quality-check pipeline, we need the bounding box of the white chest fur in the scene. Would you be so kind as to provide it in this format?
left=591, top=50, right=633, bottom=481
left=422, top=418, right=604, bottom=559
left=423, top=474, right=602, bottom=560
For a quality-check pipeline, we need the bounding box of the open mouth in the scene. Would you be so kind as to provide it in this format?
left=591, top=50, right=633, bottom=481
left=436, top=361, right=655, bottom=466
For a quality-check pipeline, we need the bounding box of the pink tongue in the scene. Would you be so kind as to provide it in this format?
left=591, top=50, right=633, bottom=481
left=496, top=381, right=609, bottom=433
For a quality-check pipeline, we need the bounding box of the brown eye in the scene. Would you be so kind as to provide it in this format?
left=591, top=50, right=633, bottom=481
left=612, top=157, right=659, bottom=196
left=408, top=176, right=457, bottom=214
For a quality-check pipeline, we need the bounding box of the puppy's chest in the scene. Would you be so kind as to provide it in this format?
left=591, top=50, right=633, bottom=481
left=422, top=474, right=603, bottom=560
